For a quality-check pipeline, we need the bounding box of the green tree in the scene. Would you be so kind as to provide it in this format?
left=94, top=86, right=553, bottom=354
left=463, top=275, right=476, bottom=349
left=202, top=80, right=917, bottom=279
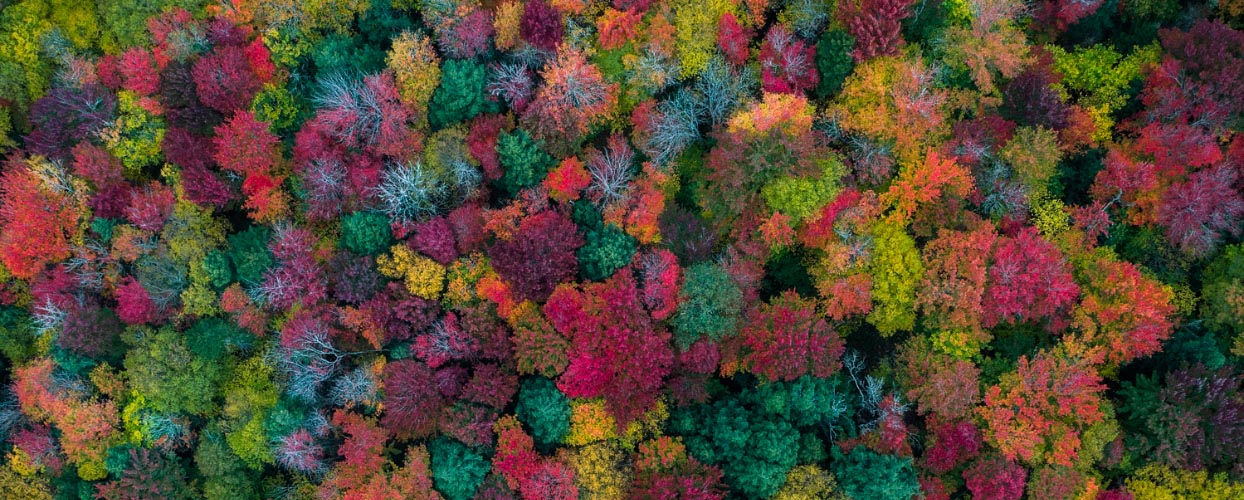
left=123, top=327, right=223, bottom=416
left=815, top=29, right=855, bottom=98
left=672, top=398, right=801, bottom=499
left=515, top=377, right=571, bottom=449
left=429, top=438, right=489, bottom=500
left=195, top=431, right=260, bottom=500
left=340, top=211, right=393, bottom=256
left=830, top=447, right=920, bottom=500
left=672, top=263, right=744, bottom=350
left=428, top=58, right=491, bottom=129
left=867, top=222, right=923, bottom=336
left=227, top=226, right=275, bottom=286
left=578, top=224, right=637, bottom=282
left=495, top=129, right=554, bottom=197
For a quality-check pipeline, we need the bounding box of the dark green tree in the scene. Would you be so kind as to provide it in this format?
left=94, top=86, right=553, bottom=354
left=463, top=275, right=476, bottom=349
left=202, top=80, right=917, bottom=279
left=495, top=129, right=554, bottom=197
left=339, top=211, right=393, bottom=256
left=577, top=224, right=637, bottom=282
left=515, top=377, right=571, bottom=449
left=671, top=263, right=743, bottom=350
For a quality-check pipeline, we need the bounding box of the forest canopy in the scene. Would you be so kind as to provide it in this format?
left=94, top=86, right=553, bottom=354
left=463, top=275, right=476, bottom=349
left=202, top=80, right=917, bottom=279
left=0, top=0, right=1243, bottom=498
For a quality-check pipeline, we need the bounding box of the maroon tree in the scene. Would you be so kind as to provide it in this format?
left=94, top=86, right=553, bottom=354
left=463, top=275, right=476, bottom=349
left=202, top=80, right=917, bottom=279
left=488, top=210, right=583, bottom=302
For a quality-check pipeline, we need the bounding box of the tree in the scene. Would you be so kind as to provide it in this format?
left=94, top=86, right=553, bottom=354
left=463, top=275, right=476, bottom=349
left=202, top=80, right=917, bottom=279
left=896, top=337, right=981, bottom=421
left=1125, top=464, right=1244, bottom=500
left=0, top=159, right=82, bottom=280
left=1118, top=364, right=1244, bottom=472
left=429, top=439, right=490, bottom=500
left=340, top=211, right=394, bottom=255
left=577, top=225, right=637, bottom=282
left=829, top=446, right=920, bottom=500
left=543, top=271, right=674, bottom=428
left=516, top=377, right=571, bottom=449
left=1201, top=244, right=1244, bottom=338
left=832, top=55, right=947, bottom=163
left=835, top=0, right=914, bottom=62
left=979, top=350, right=1106, bottom=467
left=522, top=49, right=617, bottom=154
left=917, top=223, right=997, bottom=358
left=815, top=29, right=855, bottom=98
left=429, top=59, right=490, bottom=129
left=628, top=436, right=727, bottom=500
left=867, top=222, right=923, bottom=336
left=496, top=129, right=555, bottom=198
left=773, top=465, right=846, bottom=500
left=193, top=45, right=262, bottom=115
left=382, top=360, right=446, bottom=439
left=387, top=30, right=441, bottom=117
left=488, top=211, right=583, bottom=302
left=717, top=13, right=750, bottom=67
left=703, top=92, right=827, bottom=225
left=983, top=228, right=1079, bottom=331
left=1156, top=164, right=1244, bottom=258
left=734, top=291, right=844, bottom=382
left=672, top=398, right=800, bottom=499
left=963, top=454, right=1028, bottom=500
left=123, top=327, right=223, bottom=416
left=377, top=244, right=445, bottom=300
left=520, top=0, right=563, bottom=52
left=758, top=25, right=819, bottom=95
left=1071, top=252, right=1175, bottom=365
left=95, top=448, right=193, bottom=500
left=672, top=263, right=744, bottom=350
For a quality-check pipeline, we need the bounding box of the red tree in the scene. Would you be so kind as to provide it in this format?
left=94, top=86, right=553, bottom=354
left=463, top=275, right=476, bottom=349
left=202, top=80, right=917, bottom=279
left=963, top=455, right=1028, bottom=500
left=731, top=291, right=844, bottom=382
left=192, top=45, right=262, bottom=114
left=979, top=350, right=1106, bottom=466
left=1071, top=256, right=1175, bottom=365
left=983, top=228, right=1079, bottom=331
left=543, top=269, right=674, bottom=428
left=717, top=13, right=750, bottom=67
left=0, top=163, right=81, bottom=279
left=759, top=26, right=819, bottom=94
left=1156, top=163, right=1244, bottom=258
left=520, top=0, right=564, bottom=52
left=488, top=211, right=583, bottom=302
left=836, top=0, right=915, bottom=62
left=382, top=360, right=447, bottom=439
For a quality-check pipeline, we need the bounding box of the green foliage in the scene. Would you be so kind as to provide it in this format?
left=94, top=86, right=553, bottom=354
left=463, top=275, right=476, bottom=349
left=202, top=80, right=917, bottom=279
left=251, top=83, right=307, bottom=135
left=672, top=263, right=744, bottom=350
left=867, top=222, right=923, bottom=336
left=830, top=446, right=920, bottom=500
left=673, top=398, right=800, bottom=499
left=0, top=0, right=54, bottom=113
left=815, top=29, right=856, bottom=99
left=202, top=250, right=234, bottom=289
left=578, top=224, right=637, bottom=282
left=195, top=433, right=260, bottom=500
left=227, top=226, right=275, bottom=286
left=516, top=377, right=571, bottom=449
left=312, top=33, right=387, bottom=75
left=761, top=156, right=846, bottom=224
left=495, top=129, right=554, bottom=197
left=0, top=306, right=38, bottom=365
left=97, top=0, right=206, bottom=53
left=429, top=438, right=490, bottom=500
left=428, top=58, right=491, bottom=129
left=1201, top=244, right=1244, bottom=337
left=186, top=317, right=253, bottom=361
left=105, top=91, right=166, bottom=177
left=123, top=327, right=223, bottom=416
left=340, top=211, right=393, bottom=255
